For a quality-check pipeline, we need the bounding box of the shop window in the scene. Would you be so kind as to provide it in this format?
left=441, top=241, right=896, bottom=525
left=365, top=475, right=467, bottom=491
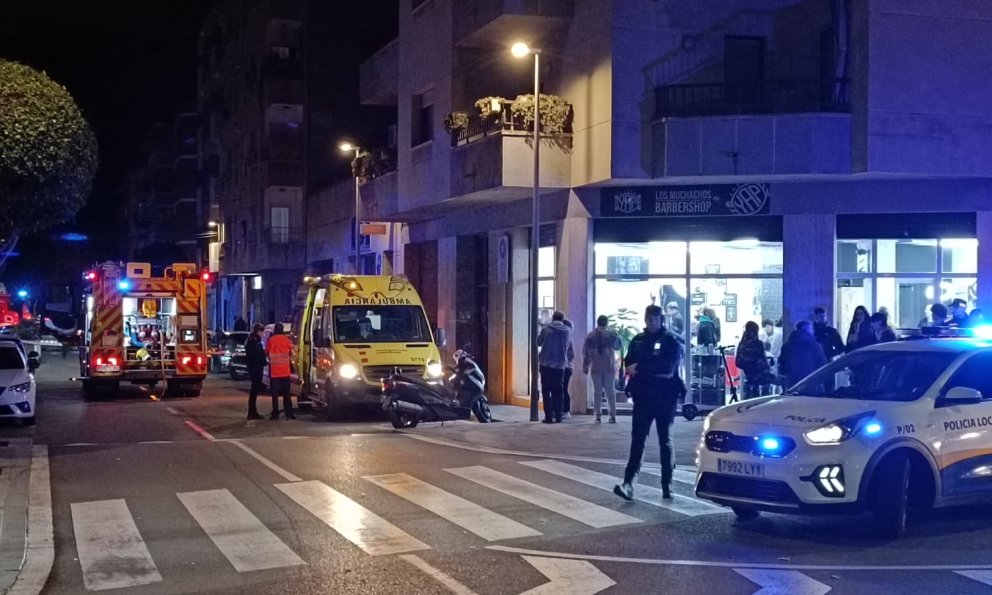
left=837, top=240, right=872, bottom=273
left=595, top=242, right=686, bottom=276
left=877, top=239, right=937, bottom=274
left=537, top=246, right=556, bottom=323
left=941, top=239, right=979, bottom=274
left=688, top=241, right=782, bottom=276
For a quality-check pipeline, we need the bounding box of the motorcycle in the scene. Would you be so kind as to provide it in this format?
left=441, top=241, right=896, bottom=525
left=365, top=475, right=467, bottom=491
left=381, top=348, right=493, bottom=428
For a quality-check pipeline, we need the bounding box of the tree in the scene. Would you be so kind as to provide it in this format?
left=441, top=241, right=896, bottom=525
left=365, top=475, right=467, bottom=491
left=0, top=59, right=98, bottom=272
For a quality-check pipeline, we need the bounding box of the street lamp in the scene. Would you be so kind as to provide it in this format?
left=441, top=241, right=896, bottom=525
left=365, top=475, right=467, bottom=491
left=339, top=141, right=364, bottom=274
left=512, top=41, right=542, bottom=421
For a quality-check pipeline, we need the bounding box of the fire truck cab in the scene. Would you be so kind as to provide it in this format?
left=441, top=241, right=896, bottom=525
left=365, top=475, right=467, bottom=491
left=78, top=262, right=209, bottom=397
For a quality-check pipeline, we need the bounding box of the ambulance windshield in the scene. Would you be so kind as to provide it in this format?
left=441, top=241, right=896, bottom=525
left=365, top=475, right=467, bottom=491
left=331, top=306, right=431, bottom=343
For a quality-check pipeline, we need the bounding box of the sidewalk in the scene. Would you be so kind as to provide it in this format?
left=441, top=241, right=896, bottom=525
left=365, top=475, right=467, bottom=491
left=0, top=438, right=33, bottom=592
left=425, top=404, right=705, bottom=467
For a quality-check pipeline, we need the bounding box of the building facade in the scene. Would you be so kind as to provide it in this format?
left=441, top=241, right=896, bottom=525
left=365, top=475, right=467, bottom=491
left=349, top=0, right=992, bottom=410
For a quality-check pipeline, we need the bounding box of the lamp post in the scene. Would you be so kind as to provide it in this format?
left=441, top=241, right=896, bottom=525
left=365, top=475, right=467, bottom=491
left=512, top=41, right=542, bottom=421
left=339, top=142, right=364, bottom=274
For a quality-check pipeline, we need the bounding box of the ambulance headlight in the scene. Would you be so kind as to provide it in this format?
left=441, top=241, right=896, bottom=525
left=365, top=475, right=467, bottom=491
left=804, top=411, right=876, bottom=445
left=338, top=363, right=359, bottom=380
left=426, top=361, right=444, bottom=379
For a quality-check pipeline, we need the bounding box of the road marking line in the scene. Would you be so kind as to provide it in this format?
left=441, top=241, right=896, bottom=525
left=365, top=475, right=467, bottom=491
left=9, top=446, right=53, bottom=595
left=735, top=569, right=831, bottom=595
left=177, top=489, right=305, bottom=572
left=487, top=545, right=992, bottom=571
left=139, top=441, right=174, bottom=445
left=640, top=467, right=698, bottom=486
left=70, top=499, right=162, bottom=591
left=226, top=440, right=302, bottom=483
left=165, top=407, right=179, bottom=415
left=957, top=570, right=992, bottom=586
left=183, top=420, right=215, bottom=441
left=445, top=466, right=640, bottom=529
left=276, top=480, right=429, bottom=556
left=519, top=460, right=724, bottom=516
left=364, top=473, right=541, bottom=541
left=400, top=433, right=682, bottom=474
left=63, top=443, right=98, bottom=447
left=399, top=554, right=478, bottom=595
left=521, top=555, right=615, bottom=595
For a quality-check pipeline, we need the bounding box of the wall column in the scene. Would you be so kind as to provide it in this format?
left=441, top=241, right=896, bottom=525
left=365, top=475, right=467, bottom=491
left=783, top=214, right=836, bottom=329
left=509, top=227, right=532, bottom=401
left=436, top=236, right=458, bottom=363
left=557, top=216, right=592, bottom=414
left=978, top=212, right=992, bottom=313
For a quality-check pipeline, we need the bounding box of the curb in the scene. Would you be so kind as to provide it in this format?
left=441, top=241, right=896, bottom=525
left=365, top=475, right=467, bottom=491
left=8, top=446, right=52, bottom=595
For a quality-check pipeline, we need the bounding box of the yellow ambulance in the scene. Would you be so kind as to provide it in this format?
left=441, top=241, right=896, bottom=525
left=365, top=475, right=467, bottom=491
left=291, top=274, right=445, bottom=418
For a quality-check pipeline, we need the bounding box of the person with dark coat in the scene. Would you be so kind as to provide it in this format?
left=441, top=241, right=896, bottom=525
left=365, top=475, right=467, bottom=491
left=233, top=316, right=248, bottom=332
left=536, top=311, right=574, bottom=423
left=735, top=321, right=774, bottom=398
left=845, top=306, right=876, bottom=352
left=949, top=299, right=969, bottom=327
left=696, top=308, right=720, bottom=348
left=870, top=311, right=897, bottom=343
left=813, top=307, right=845, bottom=360
left=614, top=305, right=684, bottom=502
left=779, top=321, right=828, bottom=388
left=244, top=324, right=266, bottom=420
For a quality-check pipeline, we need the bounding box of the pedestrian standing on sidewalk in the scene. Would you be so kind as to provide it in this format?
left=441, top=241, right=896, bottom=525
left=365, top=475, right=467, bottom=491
left=614, top=304, right=684, bottom=501
left=561, top=319, right=575, bottom=419
left=536, top=311, right=573, bottom=423
left=245, top=323, right=266, bottom=420
left=584, top=315, right=622, bottom=423
left=266, top=322, right=295, bottom=420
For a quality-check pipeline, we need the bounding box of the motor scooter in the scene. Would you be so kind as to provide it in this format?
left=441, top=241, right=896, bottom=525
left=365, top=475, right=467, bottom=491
left=381, top=348, right=493, bottom=428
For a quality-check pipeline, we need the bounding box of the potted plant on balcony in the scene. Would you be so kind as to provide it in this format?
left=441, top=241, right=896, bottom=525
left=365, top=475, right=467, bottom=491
left=510, top=93, right=571, bottom=135
left=442, top=111, right=469, bottom=134
left=474, top=96, right=507, bottom=117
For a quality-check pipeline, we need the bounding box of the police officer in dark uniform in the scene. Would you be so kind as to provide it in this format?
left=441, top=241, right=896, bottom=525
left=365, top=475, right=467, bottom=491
left=614, top=304, right=684, bottom=501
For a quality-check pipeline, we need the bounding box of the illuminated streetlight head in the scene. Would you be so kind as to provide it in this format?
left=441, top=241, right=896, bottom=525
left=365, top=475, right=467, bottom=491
left=510, top=42, right=531, bottom=58
left=208, top=221, right=218, bottom=227
left=339, top=141, right=358, bottom=153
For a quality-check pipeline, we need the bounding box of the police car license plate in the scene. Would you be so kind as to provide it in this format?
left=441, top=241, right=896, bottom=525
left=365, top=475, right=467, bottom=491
left=718, top=459, right=765, bottom=478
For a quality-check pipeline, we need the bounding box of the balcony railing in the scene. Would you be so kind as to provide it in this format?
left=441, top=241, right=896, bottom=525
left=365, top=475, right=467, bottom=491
left=265, top=226, right=303, bottom=245
left=654, top=78, right=851, bottom=118
left=450, top=112, right=573, bottom=147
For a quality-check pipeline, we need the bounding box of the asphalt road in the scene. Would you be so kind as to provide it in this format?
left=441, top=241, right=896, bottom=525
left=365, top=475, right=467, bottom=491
left=5, top=354, right=992, bottom=594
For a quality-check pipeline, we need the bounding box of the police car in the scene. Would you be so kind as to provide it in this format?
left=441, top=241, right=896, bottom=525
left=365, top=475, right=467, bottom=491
left=695, top=327, right=992, bottom=537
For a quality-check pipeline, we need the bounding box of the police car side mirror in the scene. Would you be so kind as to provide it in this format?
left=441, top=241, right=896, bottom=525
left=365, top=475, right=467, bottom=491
left=942, top=386, right=983, bottom=406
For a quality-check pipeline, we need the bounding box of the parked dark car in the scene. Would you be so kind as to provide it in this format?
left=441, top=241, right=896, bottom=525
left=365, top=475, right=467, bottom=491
left=209, top=331, right=249, bottom=374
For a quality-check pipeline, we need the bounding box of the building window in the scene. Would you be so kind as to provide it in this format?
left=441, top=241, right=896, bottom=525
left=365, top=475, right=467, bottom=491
left=537, top=246, right=556, bottom=324
left=836, top=238, right=977, bottom=330
left=411, top=94, right=434, bottom=147
left=271, top=46, right=290, bottom=60
left=270, top=207, right=289, bottom=244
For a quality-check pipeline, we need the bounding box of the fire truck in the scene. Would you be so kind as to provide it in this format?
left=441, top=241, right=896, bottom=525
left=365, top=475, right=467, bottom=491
left=78, top=262, right=209, bottom=397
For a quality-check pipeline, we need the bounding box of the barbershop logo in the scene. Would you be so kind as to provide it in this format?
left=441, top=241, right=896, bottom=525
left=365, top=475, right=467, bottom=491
left=727, top=183, right=769, bottom=215
left=614, top=190, right=642, bottom=214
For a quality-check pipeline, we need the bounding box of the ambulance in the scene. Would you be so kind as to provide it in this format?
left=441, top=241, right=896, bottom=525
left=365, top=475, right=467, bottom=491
left=291, top=274, right=445, bottom=418
left=78, top=262, right=209, bottom=397
left=696, top=327, right=992, bottom=537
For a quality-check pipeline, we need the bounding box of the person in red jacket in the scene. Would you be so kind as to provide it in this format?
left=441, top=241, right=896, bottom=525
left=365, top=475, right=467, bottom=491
left=265, top=323, right=295, bottom=420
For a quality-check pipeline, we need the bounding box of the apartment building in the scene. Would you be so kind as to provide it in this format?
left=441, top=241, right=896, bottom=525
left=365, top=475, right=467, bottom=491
left=356, top=0, right=992, bottom=410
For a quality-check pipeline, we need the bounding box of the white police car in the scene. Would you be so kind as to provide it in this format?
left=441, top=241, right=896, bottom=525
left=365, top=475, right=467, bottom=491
left=696, top=331, right=992, bottom=537
left=0, top=339, right=38, bottom=426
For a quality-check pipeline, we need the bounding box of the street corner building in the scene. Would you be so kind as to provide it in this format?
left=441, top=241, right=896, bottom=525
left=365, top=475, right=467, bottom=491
left=204, top=0, right=992, bottom=413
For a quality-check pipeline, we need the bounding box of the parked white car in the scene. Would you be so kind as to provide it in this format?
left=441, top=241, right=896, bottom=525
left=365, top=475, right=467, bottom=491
left=696, top=333, right=992, bottom=537
left=0, top=339, right=38, bottom=425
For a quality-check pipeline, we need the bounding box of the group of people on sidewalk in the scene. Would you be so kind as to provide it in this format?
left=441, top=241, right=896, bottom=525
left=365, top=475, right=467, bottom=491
left=537, top=312, right=628, bottom=424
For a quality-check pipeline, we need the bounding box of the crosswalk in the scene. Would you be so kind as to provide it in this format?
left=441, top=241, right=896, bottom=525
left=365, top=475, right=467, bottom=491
left=65, top=458, right=715, bottom=590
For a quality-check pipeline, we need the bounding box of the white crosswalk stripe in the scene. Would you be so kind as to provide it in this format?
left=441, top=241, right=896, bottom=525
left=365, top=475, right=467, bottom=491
left=177, top=489, right=306, bottom=572
left=519, top=459, right=726, bottom=516
left=276, top=480, right=430, bottom=555
left=640, top=467, right=698, bottom=486
left=364, top=473, right=541, bottom=541
left=446, top=466, right=641, bottom=529
left=70, top=499, right=163, bottom=591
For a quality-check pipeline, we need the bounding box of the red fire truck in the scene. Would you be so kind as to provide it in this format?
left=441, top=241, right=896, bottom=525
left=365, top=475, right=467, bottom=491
left=78, top=262, right=209, bottom=397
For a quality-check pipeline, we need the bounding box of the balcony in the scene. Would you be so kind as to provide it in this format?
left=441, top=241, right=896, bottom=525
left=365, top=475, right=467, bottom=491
left=453, top=0, right=573, bottom=48
left=359, top=39, right=398, bottom=107
left=264, top=226, right=303, bottom=245
left=655, top=78, right=851, bottom=119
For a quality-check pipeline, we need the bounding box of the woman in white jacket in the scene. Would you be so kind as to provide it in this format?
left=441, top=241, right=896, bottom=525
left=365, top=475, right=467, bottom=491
left=583, top=315, right=622, bottom=423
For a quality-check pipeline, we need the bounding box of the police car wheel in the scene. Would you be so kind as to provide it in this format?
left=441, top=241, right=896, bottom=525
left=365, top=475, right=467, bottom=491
left=682, top=404, right=698, bottom=421
left=731, top=507, right=760, bottom=521
left=871, top=455, right=910, bottom=539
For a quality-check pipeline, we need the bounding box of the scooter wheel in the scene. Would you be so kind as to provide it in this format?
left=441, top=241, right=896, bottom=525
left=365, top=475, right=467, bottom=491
left=473, top=401, right=492, bottom=423
left=391, top=411, right=419, bottom=429
left=682, top=404, right=698, bottom=421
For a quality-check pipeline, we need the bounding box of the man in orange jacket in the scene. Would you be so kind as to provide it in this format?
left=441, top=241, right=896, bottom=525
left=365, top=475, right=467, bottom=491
left=265, top=322, right=295, bottom=420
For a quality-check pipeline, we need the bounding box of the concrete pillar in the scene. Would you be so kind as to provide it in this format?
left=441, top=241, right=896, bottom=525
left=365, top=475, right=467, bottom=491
left=436, top=236, right=458, bottom=363
left=783, top=214, right=836, bottom=329
left=978, top=212, right=992, bottom=313
left=557, top=216, right=592, bottom=414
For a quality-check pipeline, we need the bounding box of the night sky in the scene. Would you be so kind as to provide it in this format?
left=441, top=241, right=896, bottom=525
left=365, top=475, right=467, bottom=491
left=0, top=0, right=398, bottom=282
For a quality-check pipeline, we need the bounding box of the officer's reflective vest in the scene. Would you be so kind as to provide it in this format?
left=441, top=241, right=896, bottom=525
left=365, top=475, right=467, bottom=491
left=266, top=334, right=293, bottom=378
